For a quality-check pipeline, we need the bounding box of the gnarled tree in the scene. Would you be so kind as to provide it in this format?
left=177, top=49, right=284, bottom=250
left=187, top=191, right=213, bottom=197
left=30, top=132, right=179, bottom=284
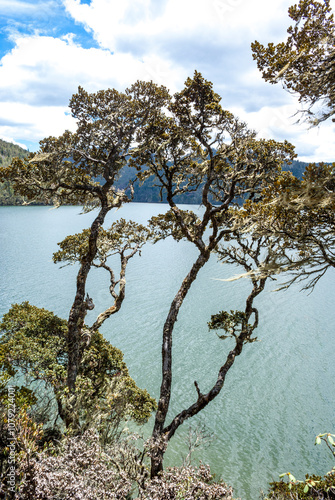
left=0, top=82, right=169, bottom=402
left=132, top=71, right=296, bottom=476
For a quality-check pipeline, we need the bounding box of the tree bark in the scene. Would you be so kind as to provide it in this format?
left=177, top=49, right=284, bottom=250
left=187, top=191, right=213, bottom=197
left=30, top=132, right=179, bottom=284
left=67, top=204, right=110, bottom=393
left=150, top=270, right=267, bottom=477
left=89, top=255, right=127, bottom=333
left=151, top=251, right=209, bottom=477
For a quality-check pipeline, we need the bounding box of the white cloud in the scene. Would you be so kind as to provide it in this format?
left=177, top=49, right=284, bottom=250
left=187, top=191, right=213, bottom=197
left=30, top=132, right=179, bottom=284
left=0, top=0, right=334, bottom=158
left=0, top=0, right=41, bottom=13
left=63, top=0, right=292, bottom=52
left=0, top=32, right=184, bottom=101
left=297, top=124, right=335, bottom=163
left=229, top=100, right=335, bottom=163
left=0, top=101, right=77, bottom=143
left=0, top=0, right=60, bottom=17
left=0, top=31, right=185, bottom=146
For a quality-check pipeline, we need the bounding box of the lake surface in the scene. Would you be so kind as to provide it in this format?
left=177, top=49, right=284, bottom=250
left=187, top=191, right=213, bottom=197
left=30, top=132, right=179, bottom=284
left=0, top=204, right=334, bottom=499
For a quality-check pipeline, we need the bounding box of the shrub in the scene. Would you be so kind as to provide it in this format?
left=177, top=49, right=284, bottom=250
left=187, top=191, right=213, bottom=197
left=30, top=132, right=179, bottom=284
left=137, top=463, right=234, bottom=500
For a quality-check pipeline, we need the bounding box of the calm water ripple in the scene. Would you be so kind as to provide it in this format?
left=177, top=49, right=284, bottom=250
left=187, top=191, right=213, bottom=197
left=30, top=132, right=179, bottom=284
left=0, top=205, right=334, bottom=500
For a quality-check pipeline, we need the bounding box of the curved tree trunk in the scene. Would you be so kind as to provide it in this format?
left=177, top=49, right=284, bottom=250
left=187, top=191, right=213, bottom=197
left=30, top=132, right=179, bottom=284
left=151, top=251, right=209, bottom=477
left=150, top=270, right=267, bottom=477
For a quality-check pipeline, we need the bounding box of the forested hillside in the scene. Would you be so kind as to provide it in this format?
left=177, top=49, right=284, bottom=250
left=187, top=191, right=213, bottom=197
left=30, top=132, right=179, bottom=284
left=282, top=159, right=309, bottom=179
left=0, top=137, right=325, bottom=205
left=0, top=139, right=28, bottom=205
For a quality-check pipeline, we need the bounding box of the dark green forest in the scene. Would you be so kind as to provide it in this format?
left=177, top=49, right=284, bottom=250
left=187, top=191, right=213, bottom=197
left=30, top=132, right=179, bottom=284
left=0, top=140, right=28, bottom=205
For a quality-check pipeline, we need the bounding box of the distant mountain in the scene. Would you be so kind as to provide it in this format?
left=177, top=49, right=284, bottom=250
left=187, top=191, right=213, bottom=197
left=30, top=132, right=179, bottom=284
left=116, top=159, right=317, bottom=205
left=116, top=159, right=315, bottom=204
left=115, top=166, right=205, bottom=204
left=0, top=138, right=330, bottom=206
left=0, top=139, right=28, bottom=205
left=283, top=159, right=311, bottom=179
left=0, top=138, right=27, bottom=166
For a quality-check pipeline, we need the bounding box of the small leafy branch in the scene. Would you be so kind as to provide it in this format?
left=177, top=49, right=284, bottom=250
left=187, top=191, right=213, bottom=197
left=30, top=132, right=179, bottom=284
left=315, top=433, right=335, bottom=459
left=276, top=433, right=335, bottom=497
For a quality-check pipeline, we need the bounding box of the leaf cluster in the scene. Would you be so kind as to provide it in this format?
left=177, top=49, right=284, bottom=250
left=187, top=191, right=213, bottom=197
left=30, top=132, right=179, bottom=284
left=0, top=302, right=68, bottom=392
left=266, top=471, right=335, bottom=499
left=264, top=432, right=335, bottom=499
left=53, top=218, right=151, bottom=265
left=208, top=310, right=251, bottom=339
left=234, top=163, right=335, bottom=290
left=149, top=209, right=203, bottom=243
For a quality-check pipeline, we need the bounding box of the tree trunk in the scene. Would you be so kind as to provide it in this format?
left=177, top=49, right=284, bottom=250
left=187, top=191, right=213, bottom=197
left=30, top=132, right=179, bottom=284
left=150, top=269, right=267, bottom=477
left=150, top=251, right=209, bottom=477
left=67, top=204, right=110, bottom=393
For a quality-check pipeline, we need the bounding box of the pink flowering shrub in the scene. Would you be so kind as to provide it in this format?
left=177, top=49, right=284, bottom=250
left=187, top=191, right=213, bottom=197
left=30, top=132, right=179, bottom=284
left=14, top=429, right=133, bottom=499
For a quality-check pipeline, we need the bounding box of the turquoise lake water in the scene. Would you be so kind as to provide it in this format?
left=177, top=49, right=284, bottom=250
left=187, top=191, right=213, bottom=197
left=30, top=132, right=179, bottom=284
left=0, top=204, right=334, bottom=499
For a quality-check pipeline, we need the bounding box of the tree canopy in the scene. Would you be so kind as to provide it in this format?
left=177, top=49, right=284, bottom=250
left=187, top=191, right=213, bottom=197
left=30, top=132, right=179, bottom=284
left=252, top=0, right=335, bottom=124
left=0, top=302, right=156, bottom=431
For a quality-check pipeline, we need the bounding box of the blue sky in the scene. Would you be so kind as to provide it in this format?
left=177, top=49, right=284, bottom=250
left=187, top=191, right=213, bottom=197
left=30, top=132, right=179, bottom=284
left=0, top=0, right=334, bottom=161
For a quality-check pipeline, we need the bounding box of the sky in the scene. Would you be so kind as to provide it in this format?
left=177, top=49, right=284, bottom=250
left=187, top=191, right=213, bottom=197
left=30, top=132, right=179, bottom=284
left=0, top=0, right=334, bottom=161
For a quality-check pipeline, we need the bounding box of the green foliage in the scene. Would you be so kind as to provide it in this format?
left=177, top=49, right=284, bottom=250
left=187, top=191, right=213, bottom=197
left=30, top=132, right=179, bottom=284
left=208, top=310, right=255, bottom=341
left=0, top=179, right=27, bottom=205
left=0, top=138, right=27, bottom=166
left=0, top=302, right=68, bottom=394
left=315, top=432, right=335, bottom=454
left=53, top=219, right=151, bottom=265
left=266, top=472, right=335, bottom=499
left=149, top=209, right=202, bottom=242
left=0, top=303, right=156, bottom=431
